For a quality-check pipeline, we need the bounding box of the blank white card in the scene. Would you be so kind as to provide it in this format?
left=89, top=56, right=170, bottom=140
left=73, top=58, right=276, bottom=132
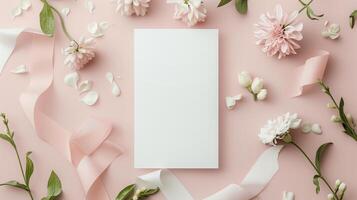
left=134, top=29, right=219, bottom=168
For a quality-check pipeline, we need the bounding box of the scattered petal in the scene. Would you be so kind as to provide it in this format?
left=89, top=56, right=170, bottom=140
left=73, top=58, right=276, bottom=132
left=11, top=7, right=22, bottom=18
left=301, top=123, right=312, bottom=133
left=81, top=91, right=99, bottom=106
left=87, top=21, right=111, bottom=38
left=21, top=0, right=31, bottom=10
left=225, top=94, right=243, bottom=110
left=282, top=191, right=294, bottom=200
left=78, top=80, right=92, bottom=94
left=106, top=72, right=114, bottom=83
left=64, top=72, right=79, bottom=89
left=86, top=0, right=95, bottom=14
left=112, top=82, right=121, bottom=96
left=99, top=21, right=111, bottom=30
left=311, top=123, right=322, bottom=134
left=11, top=64, right=27, bottom=74
left=61, top=7, right=70, bottom=16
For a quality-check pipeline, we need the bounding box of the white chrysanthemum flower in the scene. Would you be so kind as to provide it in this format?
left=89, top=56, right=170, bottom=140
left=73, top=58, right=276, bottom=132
left=63, top=37, right=95, bottom=71
left=113, top=0, right=151, bottom=16
left=259, top=113, right=302, bottom=145
left=169, top=0, right=207, bottom=27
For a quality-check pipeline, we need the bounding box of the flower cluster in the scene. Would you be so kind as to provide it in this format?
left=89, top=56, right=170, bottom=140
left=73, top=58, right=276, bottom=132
left=327, top=180, right=347, bottom=200
left=322, top=21, right=340, bottom=40
left=63, top=37, right=96, bottom=71
left=259, top=112, right=301, bottom=145
left=238, top=71, right=268, bottom=101
left=254, top=5, right=303, bottom=59
left=170, top=0, right=207, bottom=27
left=112, top=0, right=151, bottom=16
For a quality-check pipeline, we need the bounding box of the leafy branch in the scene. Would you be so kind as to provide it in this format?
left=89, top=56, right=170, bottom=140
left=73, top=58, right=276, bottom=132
left=283, top=134, right=345, bottom=200
left=217, top=0, right=248, bottom=15
left=0, top=113, right=62, bottom=200
left=318, top=80, right=357, bottom=141
left=116, top=184, right=160, bottom=200
left=298, top=0, right=324, bottom=20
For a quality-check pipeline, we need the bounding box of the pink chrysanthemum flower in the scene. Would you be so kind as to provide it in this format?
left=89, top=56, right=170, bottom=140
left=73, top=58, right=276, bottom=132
left=170, top=0, right=207, bottom=27
left=254, top=5, right=303, bottom=59
left=113, top=0, right=151, bottom=16
left=63, top=37, right=95, bottom=71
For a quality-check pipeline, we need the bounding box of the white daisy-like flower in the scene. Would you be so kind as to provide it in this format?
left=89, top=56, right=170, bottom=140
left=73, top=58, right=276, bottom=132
left=112, top=0, right=151, bottom=16
left=259, top=113, right=302, bottom=145
left=169, top=0, right=207, bottom=27
left=63, top=37, right=95, bottom=71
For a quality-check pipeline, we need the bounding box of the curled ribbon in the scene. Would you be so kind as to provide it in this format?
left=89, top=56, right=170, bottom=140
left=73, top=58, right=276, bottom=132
left=291, top=50, right=330, bottom=97
left=0, top=29, right=121, bottom=200
left=137, top=146, right=283, bottom=200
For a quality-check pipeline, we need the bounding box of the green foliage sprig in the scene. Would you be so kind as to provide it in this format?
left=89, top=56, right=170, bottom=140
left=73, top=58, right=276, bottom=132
left=349, top=10, right=357, bottom=29
left=283, top=134, right=345, bottom=200
left=318, top=80, right=357, bottom=141
left=298, top=0, right=324, bottom=20
left=0, top=113, right=62, bottom=200
left=217, top=0, right=248, bottom=15
left=39, top=0, right=74, bottom=41
left=116, top=184, right=160, bottom=200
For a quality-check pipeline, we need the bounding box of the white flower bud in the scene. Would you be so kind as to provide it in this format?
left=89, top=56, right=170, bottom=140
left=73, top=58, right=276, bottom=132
left=251, top=77, right=264, bottom=94
left=335, top=179, right=341, bottom=187
left=257, top=89, right=268, bottom=101
left=326, top=102, right=336, bottom=109
left=238, top=71, right=252, bottom=87
left=327, top=193, right=334, bottom=200
left=330, top=115, right=341, bottom=123
left=338, top=182, right=346, bottom=192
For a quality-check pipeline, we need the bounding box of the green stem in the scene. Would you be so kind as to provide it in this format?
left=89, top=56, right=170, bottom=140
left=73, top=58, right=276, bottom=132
left=298, top=0, right=314, bottom=13
left=291, top=142, right=340, bottom=200
left=14, top=145, right=34, bottom=200
left=50, top=5, right=74, bottom=41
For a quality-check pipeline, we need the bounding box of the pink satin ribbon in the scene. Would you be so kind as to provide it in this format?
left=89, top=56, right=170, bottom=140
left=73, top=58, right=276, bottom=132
left=291, top=50, right=330, bottom=97
left=1, top=29, right=121, bottom=200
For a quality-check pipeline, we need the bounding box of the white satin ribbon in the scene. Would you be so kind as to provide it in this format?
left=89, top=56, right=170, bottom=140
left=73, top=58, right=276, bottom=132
left=137, top=146, right=283, bottom=200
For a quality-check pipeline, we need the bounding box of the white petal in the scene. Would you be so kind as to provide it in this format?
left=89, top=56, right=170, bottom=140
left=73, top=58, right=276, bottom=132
left=99, top=21, right=111, bottom=30
left=81, top=91, right=99, bottom=106
left=301, top=123, right=312, bottom=133
left=11, top=7, right=22, bottom=18
left=21, top=0, right=32, bottom=10
left=225, top=97, right=236, bottom=110
left=311, top=123, right=322, bottom=134
left=64, top=72, right=79, bottom=89
left=106, top=72, right=114, bottom=83
left=86, top=0, right=95, bottom=14
left=78, top=80, right=92, bottom=94
left=112, top=82, right=121, bottom=96
left=282, top=191, right=294, bottom=200
left=61, top=7, right=70, bottom=16
left=11, top=64, right=27, bottom=74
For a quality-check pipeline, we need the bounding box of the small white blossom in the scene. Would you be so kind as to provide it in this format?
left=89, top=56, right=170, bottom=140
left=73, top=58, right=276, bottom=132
left=251, top=77, right=264, bottom=94
left=257, top=89, right=268, bottom=101
left=225, top=94, right=243, bottom=110
left=330, top=115, right=341, bottom=123
left=327, top=102, right=336, bottom=109
left=169, top=0, right=207, bottom=27
left=322, top=22, right=340, bottom=40
left=259, top=113, right=302, bottom=145
left=113, top=0, right=151, bottom=16
left=327, top=193, right=334, bottom=200
left=238, top=71, right=252, bottom=87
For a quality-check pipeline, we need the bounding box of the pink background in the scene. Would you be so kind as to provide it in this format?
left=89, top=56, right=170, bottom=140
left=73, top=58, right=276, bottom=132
left=0, top=0, right=357, bottom=199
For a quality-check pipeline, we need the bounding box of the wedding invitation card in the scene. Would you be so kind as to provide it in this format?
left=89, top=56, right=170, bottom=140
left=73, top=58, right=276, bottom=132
left=134, top=29, right=219, bottom=168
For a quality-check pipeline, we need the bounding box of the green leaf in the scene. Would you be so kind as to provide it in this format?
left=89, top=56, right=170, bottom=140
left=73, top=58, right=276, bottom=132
left=315, top=142, right=332, bottom=174
left=25, top=152, right=34, bottom=185
left=46, top=171, right=62, bottom=198
left=235, top=0, right=248, bottom=14
left=0, top=133, right=14, bottom=147
left=116, top=184, right=136, bottom=200
left=350, top=10, right=357, bottom=28
left=40, top=1, right=55, bottom=36
left=217, top=0, right=233, bottom=7
left=0, top=180, right=29, bottom=191
left=138, top=187, right=160, bottom=199
left=313, top=175, right=321, bottom=194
